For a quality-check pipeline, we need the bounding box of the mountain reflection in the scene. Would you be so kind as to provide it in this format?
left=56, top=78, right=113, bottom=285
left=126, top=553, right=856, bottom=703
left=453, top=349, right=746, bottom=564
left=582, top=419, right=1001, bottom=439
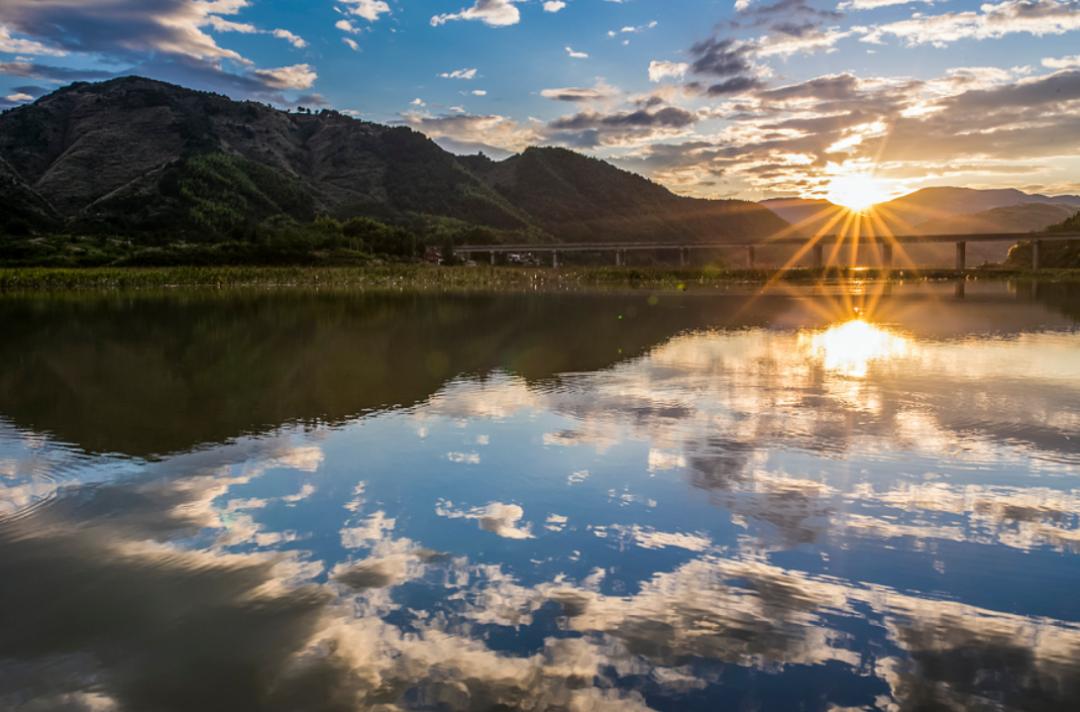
left=0, top=282, right=1079, bottom=711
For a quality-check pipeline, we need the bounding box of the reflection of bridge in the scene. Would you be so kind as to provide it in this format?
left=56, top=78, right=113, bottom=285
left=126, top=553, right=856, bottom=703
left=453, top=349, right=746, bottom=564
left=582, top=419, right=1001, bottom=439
left=456, top=232, right=1080, bottom=270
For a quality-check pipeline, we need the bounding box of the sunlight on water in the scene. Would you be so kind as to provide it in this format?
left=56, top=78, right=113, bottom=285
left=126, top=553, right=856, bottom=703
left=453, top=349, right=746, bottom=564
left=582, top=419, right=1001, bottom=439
left=804, top=319, right=911, bottom=378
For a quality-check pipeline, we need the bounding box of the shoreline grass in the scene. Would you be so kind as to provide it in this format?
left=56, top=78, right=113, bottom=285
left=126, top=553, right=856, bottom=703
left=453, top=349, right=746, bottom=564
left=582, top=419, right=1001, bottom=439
left=2, top=264, right=1079, bottom=293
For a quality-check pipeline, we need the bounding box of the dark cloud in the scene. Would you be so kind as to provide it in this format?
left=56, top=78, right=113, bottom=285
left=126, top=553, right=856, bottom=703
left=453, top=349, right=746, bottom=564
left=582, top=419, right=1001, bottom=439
left=732, top=0, right=842, bottom=28
left=758, top=73, right=861, bottom=102
left=689, top=37, right=755, bottom=78
left=550, top=106, right=696, bottom=131
left=0, top=61, right=115, bottom=82
left=941, top=68, right=1080, bottom=112
left=706, top=76, right=767, bottom=96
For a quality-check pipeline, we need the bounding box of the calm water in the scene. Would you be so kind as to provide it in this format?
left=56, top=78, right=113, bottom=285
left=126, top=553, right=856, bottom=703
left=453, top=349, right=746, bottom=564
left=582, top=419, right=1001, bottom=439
left=1, top=282, right=1079, bottom=711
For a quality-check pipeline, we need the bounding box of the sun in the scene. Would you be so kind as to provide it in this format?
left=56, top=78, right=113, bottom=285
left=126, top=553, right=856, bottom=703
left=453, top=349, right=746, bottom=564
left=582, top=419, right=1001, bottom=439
left=825, top=174, right=892, bottom=213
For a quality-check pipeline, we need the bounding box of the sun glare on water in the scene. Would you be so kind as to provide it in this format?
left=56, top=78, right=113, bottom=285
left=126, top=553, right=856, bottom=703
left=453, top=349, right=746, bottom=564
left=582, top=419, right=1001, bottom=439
left=805, top=320, right=910, bottom=378
left=825, top=174, right=892, bottom=213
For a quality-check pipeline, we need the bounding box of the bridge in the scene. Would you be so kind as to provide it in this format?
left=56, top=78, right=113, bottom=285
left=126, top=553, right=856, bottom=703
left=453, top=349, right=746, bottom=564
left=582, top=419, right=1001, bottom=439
left=456, top=232, right=1080, bottom=270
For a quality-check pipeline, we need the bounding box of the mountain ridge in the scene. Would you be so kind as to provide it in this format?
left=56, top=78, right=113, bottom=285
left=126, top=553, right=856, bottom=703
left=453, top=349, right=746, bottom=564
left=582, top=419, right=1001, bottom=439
left=0, top=76, right=786, bottom=249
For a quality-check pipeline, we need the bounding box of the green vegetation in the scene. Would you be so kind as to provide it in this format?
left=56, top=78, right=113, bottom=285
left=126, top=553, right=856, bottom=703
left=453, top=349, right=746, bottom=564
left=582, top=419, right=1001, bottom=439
left=5, top=263, right=1080, bottom=293
left=1006, top=210, right=1080, bottom=268
left=0, top=213, right=476, bottom=267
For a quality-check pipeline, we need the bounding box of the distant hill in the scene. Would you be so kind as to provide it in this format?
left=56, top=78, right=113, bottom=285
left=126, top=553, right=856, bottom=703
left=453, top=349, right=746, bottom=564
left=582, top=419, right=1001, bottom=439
left=760, top=190, right=1080, bottom=237
left=915, top=203, right=1075, bottom=235
left=758, top=198, right=847, bottom=236
left=883, top=187, right=1080, bottom=224
left=463, top=147, right=787, bottom=243
left=0, top=76, right=784, bottom=254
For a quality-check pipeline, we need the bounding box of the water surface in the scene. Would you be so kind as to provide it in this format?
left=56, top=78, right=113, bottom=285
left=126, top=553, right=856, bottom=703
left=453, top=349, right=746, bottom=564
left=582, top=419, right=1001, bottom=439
left=1, top=281, right=1079, bottom=711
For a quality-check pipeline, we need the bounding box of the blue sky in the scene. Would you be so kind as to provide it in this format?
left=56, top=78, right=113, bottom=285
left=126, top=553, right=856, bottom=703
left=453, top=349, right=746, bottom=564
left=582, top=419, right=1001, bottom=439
left=1, top=0, right=1079, bottom=200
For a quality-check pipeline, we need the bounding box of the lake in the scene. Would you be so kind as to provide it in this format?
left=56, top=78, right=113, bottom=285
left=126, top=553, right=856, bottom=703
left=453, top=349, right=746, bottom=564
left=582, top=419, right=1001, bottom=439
left=1, top=280, right=1079, bottom=711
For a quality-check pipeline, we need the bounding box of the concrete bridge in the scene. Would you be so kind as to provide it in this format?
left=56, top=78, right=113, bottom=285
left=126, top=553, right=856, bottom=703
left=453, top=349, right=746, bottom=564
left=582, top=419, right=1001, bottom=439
left=456, top=232, right=1080, bottom=270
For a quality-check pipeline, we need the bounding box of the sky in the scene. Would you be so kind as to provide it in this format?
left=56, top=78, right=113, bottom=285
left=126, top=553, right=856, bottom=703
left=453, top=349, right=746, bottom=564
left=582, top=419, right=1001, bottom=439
left=1, top=0, right=1079, bottom=201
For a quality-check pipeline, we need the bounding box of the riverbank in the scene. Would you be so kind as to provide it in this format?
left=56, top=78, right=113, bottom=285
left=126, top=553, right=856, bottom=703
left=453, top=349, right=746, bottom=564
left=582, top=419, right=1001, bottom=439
left=2, top=264, right=1078, bottom=292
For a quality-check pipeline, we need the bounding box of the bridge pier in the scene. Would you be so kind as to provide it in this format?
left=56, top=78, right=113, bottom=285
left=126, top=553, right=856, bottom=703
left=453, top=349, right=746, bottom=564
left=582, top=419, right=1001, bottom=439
left=882, top=243, right=893, bottom=270
left=813, top=243, right=824, bottom=270
left=490, top=251, right=496, bottom=265
left=955, top=241, right=966, bottom=271
left=552, top=250, right=560, bottom=269
left=615, top=250, right=624, bottom=267
left=1033, top=240, right=1042, bottom=270
left=679, top=247, right=687, bottom=267
left=747, top=245, right=756, bottom=269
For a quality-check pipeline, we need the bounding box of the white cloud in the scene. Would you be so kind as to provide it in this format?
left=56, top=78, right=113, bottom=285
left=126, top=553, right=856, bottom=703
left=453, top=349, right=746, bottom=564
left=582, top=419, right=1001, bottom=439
left=440, top=67, right=478, bottom=79
left=342, top=37, right=359, bottom=51
left=271, top=28, right=306, bottom=48
left=648, top=60, right=689, bottom=82
left=435, top=499, right=535, bottom=539
left=755, top=27, right=851, bottom=57
left=0, top=24, right=64, bottom=56
left=208, top=16, right=307, bottom=48
left=840, top=0, right=933, bottom=8
left=615, top=20, right=658, bottom=35
left=565, top=46, right=589, bottom=59
left=339, top=0, right=391, bottom=23
left=335, top=19, right=360, bottom=34
left=432, top=0, right=521, bottom=27
left=340, top=510, right=396, bottom=548
left=860, top=0, right=1080, bottom=47
left=1043, top=54, right=1080, bottom=69
left=253, top=63, right=317, bottom=90
left=471, top=89, right=488, bottom=96
left=403, top=111, right=542, bottom=153
left=543, top=1, right=567, bottom=12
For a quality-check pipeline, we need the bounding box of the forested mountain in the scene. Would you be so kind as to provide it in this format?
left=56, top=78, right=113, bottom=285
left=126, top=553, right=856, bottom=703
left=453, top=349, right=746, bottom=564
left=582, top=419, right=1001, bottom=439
left=0, top=76, right=784, bottom=256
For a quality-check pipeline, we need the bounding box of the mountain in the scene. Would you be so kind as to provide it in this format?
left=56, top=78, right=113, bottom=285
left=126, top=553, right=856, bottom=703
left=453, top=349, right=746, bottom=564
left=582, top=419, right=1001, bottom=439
left=914, top=203, right=1075, bottom=235
left=882, top=187, right=1080, bottom=225
left=758, top=198, right=847, bottom=236
left=0, top=154, right=59, bottom=234
left=0, top=76, right=784, bottom=253
left=0, top=76, right=528, bottom=239
left=461, top=148, right=787, bottom=243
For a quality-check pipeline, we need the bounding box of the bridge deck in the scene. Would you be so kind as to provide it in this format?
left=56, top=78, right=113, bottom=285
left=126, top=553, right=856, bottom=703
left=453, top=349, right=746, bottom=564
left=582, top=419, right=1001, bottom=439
left=457, top=232, right=1080, bottom=254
